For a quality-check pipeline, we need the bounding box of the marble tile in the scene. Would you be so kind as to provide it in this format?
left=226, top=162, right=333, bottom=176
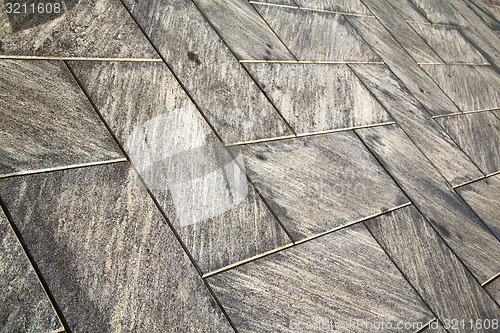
left=0, top=208, right=62, bottom=333
left=123, top=0, right=292, bottom=144
left=421, top=64, right=500, bottom=112
left=366, top=205, right=500, bottom=333
left=0, top=60, right=123, bottom=178
left=356, top=124, right=500, bottom=283
left=244, top=63, right=392, bottom=134
left=436, top=112, right=500, bottom=175
left=0, top=0, right=158, bottom=59
left=207, top=223, right=434, bottom=333
left=484, top=277, right=500, bottom=305
left=0, top=162, right=233, bottom=332
left=457, top=174, right=500, bottom=240
left=293, top=0, right=371, bottom=16
left=409, top=23, right=488, bottom=63
left=68, top=60, right=290, bottom=273
left=404, top=0, right=469, bottom=26
left=193, top=0, right=295, bottom=60
left=350, top=64, right=483, bottom=187
left=234, top=131, right=409, bottom=241
left=254, top=4, right=381, bottom=62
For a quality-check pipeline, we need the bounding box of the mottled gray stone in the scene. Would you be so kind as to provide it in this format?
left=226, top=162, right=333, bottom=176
left=385, top=0, right=430, bottom=23
left=0, top=60, right=123, bottom=178
left=485, top=277, right=500, bottom=305
left=68, top=60, right=291, bottom=273
left=207, top=223, right=433, bottom=333
left=123, top=0, right=293, bottom=144
left=366, top=205, right=500, bottom=333
left=0, top=0, right=158, bottom=59
left=235, top=131, right=409, bottom=241
left=249, top=0, right=296, bottom=5
left=403, top=0, right=470, bottom=26
left=469, top=2, right=500, bottom=31
left=293, top=0, right=371, bottom=15
left=357, top=124, right=500, bottom=283
left=244, top=63, right=392, bottom=134
left=254, top=4, right=381, bottom=62
left=0, top=163, right=233, bottom=332
left=0, top=209, right=62, bottom=333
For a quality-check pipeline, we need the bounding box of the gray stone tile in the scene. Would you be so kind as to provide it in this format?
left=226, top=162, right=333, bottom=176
left=421, top=64, right=500, bottom=112
left=0, top=60, right=123, bottom=178
left=244, top=63, right=392, bottom=134
left=235, top=132, right=409, bottom=241
left=68, top=60, right=290, bottom=274
left=409, top=23, right=488, bottom=64
left=457, top=174, right=500, bottom=240
left=249, top=0, right=296, bottom=5
left=471, top=2, right=500, bottom=31
left=366, top=205, right=500, bottom=333
left=385, top=0, right=430, bottom=23
left=0, top=0, right=158, bottom=59
left=254, top=4, right=381, bottom=62
left=123, top=0, right=292, bottom=144
left=0, top=208, right=62, bottom=333
left=356, top=124, right=500, bottom=283
left=404, top=0, right=469, bottom=26
left=207, top=223, right=434, bottom=333
left=293, top=0, right=371, bottom=15
left=350, top=64, right=483, bottom=187
left=0, top=162, right=233, bottom=332
left=193, top=0, right=295, bottom=60
left=485, top=277, right=500, bottom=305
left=436, top=112, right=500, bottom=175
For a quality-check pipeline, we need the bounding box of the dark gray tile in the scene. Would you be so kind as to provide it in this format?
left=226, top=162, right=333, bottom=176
left=457, top=174, right=500, bottom=240
left=0, top=60, right=123, bottom=178
left=123, top=0, right=293, bottom=144
left=68, top=61, right=291, bottom=274
left=193, top=0, right=295, bottom=60
left=0, top=0, right=158, bottom=59
left=244, top=63, right=392, bottom=134
left=366, top=205, right=500, bottom=333
left=235, top=132, right=409, bottom=241
left=0, top=209, right=62, bottom=333
left=0, top=163, right=233, bottom=333
left=254, top=5, right=381, bottom=62
left=350, top=64, right=483, bottom=187
left=485, top=277, right=500, bottom=305
left=207, top=223, right=434, bottom=333
left=293, top=0, right=372, bottom=15
left=436, top=112, right=500, bottom=175
left=356, top=124, right=500, bottom=283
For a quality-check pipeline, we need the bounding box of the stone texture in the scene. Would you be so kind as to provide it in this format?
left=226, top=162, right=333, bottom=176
left=484, top=277, right=500, bottom=305
left=293, top=0, right=372, bottom=15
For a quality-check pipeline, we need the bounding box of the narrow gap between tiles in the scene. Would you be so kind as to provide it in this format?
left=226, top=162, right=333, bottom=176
left=481, top=272, right=500, bottom=287
left=417, top=62, right=491, bottom=66
left=239, top=60, right=385, bottom=64
left=249, top=1, right=376, bottom=18
left=405, top=20, right=474, bottom=30
left=0, top=56, right=163, bottom=62
left=433, top=107, right=500, bottom=118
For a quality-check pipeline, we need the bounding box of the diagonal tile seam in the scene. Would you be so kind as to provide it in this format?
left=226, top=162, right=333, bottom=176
left=0, top=202, right=71, bottom=332
left=239, top=60, right=385, bottom=64
left=0, top=56, right=163, bottom=62
left=63, top=61, right=240, bottom=333
left=482, top=274, right=500, bottom=309
left=469, top=0, right=500, bottom=25
left=405, top=20, right=475, bottom=30
left=249, top=1, right=377, bottom=18
left=417, top=62, right=491, bottom=65
left=432, top=108, right=500, bottom=119
left=482, top=272, right=500, bottom=287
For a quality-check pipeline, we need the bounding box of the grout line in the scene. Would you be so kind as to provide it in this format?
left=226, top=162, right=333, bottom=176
left=417, top=62, right=491, bottom=65
left=249, top=1, right=376, bottom=17
left=481, top=272, right=500, bottom=287
left=0, top=158, right=128, bottom=179
left=415, top=318, right=437, bottom=333
left=248, top=1, right=298, bottom=9
left=0, top=56, right=163, bottom=62
left=405, top=20, right=474, bottom=29
left=239, top=60, right=384, bottom=64
left=452, top=175, right=488, bottom=189
left=433, top=107, right=500, bottom=118
left=486, top=170, right=500, bottom=177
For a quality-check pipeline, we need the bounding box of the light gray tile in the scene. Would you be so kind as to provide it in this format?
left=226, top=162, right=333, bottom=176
left=254, top=4, right=381, bottom=62
left=68, top=61, right=290, bottom=273
left=0, top=209, right=62, bottom=333
left=0, top=60, right=123, bottom=178
left=293, top=0, right=371, bottom=15
left=207, top=223, right=434, bottom=333
left=0, top=0, right=158, bottom=59
left=350, top=64, right=483, bottom=187
left=193, top=0, right=295, bottom=60
left=249, top=0, right=296, bottom=5
left=485, top=277, right=500, bottom=305
left=385, top=0, right=430, bottom=23
left=356, top=124, right=500, bottom=283
left=366, top=205, right=500, bottom=333
left=409, top=23, right=488, bottom=63
left=0, top=163, right=233, bottom=333
left=436, top=112, right=500, bottom=175
left=421, top=64, right=500, bottom=112
left=470, top=2, right=500, bottom=31
left=244, top=63, right=392, bottom=134
left=405, top=0, right=469, bottom=26
left=235, top=132, right=409, bottom=241
left=123, top=0, right=292, bottom=144
left=457, top=174, right=500, bottom=240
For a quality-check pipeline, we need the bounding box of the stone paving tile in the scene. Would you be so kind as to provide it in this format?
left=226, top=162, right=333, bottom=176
left=366, top=205, right=500, bottom=333
left=193, top=0, right=295, bottom=60
left=293, top=0, right=372, bottom=16
left=0, top=0, right=158, bottom=59
left=244, top=63, right=392, bottom=134
left=0, top=60, right=123, bottom=178
left=0, top=208, right=62, bottom=333
left=385, top=0, right=430, bottom=23
left=356, top=124, right=500, bottom=284
left=69, top=60, right=290, bottom=274
left=233, top=131, right=409, bottom=241
left=254, top=4, right=381, bottom=62
left=401, top=0, right=469, bottom=26
left=207, top=223, right=434, bottom=333
left=485, top=277, right=500, bottom=305
left=436, top=112, right=500, bottom=176
left=123, top=0, right=293, bottom=144
left=249, top=0, right=296, bottom=5
left=473, top=2, right=500, bottom=31
left=0, top=163, right=233, bottom=333
left=457, top=174, right=500, bottom=240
